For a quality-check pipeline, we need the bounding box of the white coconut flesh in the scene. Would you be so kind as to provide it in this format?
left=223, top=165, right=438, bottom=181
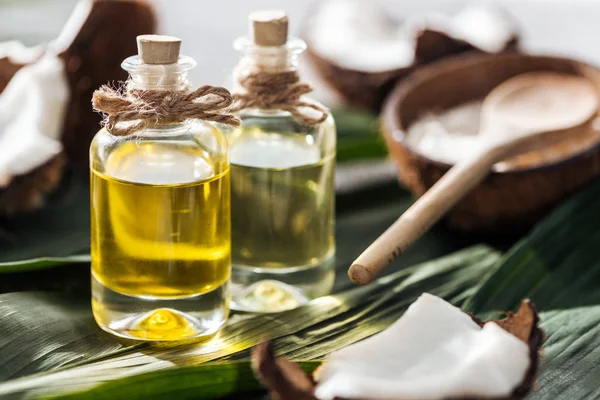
left=0, top=51, right=68, bottom=188
left=449, top=5, right=516, bottom=53
left=403, top=101, right=484, bottom=165
left=314, top=293, right=530, bottom=400
left=305, top=0, right=414, bottom=73
left=0, top=0, right=89, bottom=188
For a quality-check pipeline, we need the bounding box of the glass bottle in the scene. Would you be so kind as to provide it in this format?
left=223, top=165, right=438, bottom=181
left=90, top=36, right=231, bottom=341
left=228, top=12, right=336, bottom=312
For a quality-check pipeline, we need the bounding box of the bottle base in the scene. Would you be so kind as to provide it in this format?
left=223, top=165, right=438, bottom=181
left=230, top=254, right=335, bottom=313
left=92, top=274, right=230, bottom=342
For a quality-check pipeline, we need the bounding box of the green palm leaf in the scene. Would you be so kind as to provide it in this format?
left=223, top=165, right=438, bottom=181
left=51, top=361, right=320, bottom=400
left=529, top=305, right=600, bottom=400
left=36, top=305, right=600, bottom=400
left=20, top=176, right=596, bottom=400
left=0, top=246, right=498, bottom=399
left=0, top=174, right=91, bottom=272
left=0, top=255, right=91, bottom=273
left=0, top=111, right=599, bottom=399
left=464, top=176, right=600, bottom=314
left=332, top=108, right=388, bottom=162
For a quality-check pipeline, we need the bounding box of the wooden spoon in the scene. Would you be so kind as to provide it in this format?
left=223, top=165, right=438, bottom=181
left=349, top=72, right=599, bottom=285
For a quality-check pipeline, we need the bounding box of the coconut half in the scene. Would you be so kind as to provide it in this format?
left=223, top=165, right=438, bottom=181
left=0, top=0, right=155, bottom=216
left=0, top=48, right=68, bottom=189
left=252, top=294, right=542, bottom=400
left=303, top=1, right=518, bottom=110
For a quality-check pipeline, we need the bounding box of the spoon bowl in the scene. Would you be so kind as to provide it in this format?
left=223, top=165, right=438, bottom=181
left=482, top=72, right=599, bottom=138
left=480, top=72, right=598, bottom=160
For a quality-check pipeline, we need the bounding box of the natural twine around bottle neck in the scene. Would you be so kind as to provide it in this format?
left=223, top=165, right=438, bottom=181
left=92, top=85, right=241, bottom=136
left=232, top=70, right=328, bottom=125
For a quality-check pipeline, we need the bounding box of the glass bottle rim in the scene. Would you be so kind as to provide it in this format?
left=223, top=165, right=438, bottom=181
left=121, top=55, right=197, bottom=74
left=233, top=36, right=307, bottom=54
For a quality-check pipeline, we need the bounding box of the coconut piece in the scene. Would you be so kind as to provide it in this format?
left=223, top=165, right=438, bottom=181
left=304, top=0, right=412, bottom=73
left=0, top=0, right=155, bottom=216
left=251, top=294, right=542, bottom=400
left=0, top=54, right=68, bottom=189
left=0, top=45, right=68, bottom=215
left=303, top=0, right=413, bottom=110
left=302, top=1, right=519, bottom=111
left=414, top=5, right=519, bottom=63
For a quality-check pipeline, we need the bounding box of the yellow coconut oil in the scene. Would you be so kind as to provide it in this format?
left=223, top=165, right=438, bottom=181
left=90, top=133, right=231, bottom=341
left=91, top=142, right=230, bottom=298
left=89, top=37, right=231, bottom=341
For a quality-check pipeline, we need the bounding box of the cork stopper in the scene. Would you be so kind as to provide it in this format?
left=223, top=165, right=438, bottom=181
left=137, top=34, right=181, bottom=64
left=249, top=10, right=289, bottom=47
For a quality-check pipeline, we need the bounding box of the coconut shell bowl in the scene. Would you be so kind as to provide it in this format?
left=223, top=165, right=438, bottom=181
left=382, top=53, right=600, bottom=234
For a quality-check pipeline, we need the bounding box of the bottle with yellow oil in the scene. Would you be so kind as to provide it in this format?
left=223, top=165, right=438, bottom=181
left=228, top=11, right=336, bottom=312
left=90, top=35, right=235, bottom=341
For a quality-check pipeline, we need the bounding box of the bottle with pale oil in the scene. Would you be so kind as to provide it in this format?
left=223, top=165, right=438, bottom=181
left=228, top=11, right=336, bottom=312
left=90, top=35, right=231, bottom=341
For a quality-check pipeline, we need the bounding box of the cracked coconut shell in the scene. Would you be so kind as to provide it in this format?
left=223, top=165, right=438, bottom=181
left=252, top=296, right=542, bottom=400
left=0, top=0, right=156, bottom=216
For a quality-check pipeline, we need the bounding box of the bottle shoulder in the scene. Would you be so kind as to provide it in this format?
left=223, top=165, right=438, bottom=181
left=90, top=122, right=229, bottom=183
left=91, top=122, right=229, bottom=153
left=237, top=105, right=335, bottom=135
left=229, top=105, right=337, bottom=166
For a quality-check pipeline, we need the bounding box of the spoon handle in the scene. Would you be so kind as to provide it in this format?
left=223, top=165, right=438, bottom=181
left=348, top=144, right=502, bottom=285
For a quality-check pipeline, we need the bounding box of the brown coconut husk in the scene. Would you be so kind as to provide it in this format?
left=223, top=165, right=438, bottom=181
left=467, top=300, right=543, bottom=400
left=0, top=0, right=156, bottom=216
left=414, top=28, right=518, bottom=64
left=304, top=47, right=410, bottom=112
left=0, top=57, right=24, bottom=91
left=252, top=300, right=542, bottom=400
left=382, top=52, right=600, bottom=234
left=0, top=155, right=67, bottom=216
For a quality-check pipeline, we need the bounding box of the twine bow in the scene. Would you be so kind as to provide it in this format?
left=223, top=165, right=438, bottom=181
left=92, top=85, right=241, bottom=136
left=232, top=70, right=328, bottom=125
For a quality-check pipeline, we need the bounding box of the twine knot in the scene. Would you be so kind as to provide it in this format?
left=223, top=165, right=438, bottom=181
left=92, top=85, right=241, bottom=136
left=232, top=70, right=328, bottom=125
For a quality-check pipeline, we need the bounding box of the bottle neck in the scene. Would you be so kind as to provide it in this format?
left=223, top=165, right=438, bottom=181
left=118, top=55, right=197, bottom=132
left=127, top=65, right=190, bottom=91
left=233, top=36, right=306, bottom=75
left=121, top=55, right=195, bottom=91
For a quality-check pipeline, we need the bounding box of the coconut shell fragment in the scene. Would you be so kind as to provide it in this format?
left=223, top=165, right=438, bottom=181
left=251, top=299, right=542, bottom=400
left=253, top=341, right=319, bottom=400
left=414, top=28, right=518, bottom=65
left=0, top=57, right=24, bottom=92
left=0, top=155, right=66, bottom=216
left=470, top=300, right=543, bottom=400
left=303, top=1, right=519, bottom=111
left=0, top=0, right=155, bottom=216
